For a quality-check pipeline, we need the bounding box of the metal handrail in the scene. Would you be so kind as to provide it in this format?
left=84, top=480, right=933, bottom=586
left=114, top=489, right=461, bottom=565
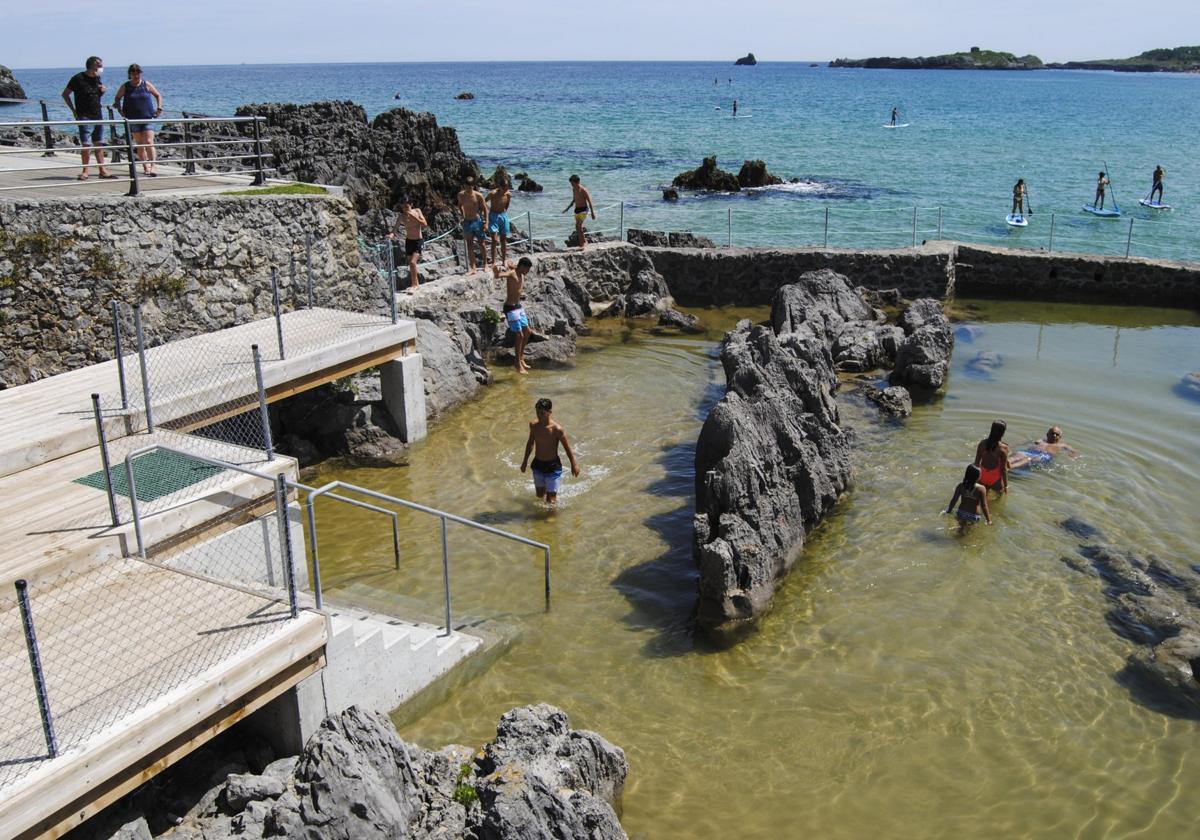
left=120, top=444, right=550, bottom=635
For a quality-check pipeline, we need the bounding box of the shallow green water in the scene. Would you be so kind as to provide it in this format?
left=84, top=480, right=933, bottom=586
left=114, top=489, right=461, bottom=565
left=310, top=301, right=1200, bottom=839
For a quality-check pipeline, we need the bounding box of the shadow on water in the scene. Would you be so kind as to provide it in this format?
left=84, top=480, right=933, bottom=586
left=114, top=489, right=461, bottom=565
left=1113, top=665, right=1200, bottom=722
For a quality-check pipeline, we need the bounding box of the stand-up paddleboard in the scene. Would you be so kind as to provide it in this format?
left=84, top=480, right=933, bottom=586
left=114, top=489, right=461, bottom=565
left=1005, top=214, right=1029, bottom=227
left=883, top=123, right=910, bottom=128
left=1082, top=204, right=1122, bottom=217
left=1138, top=199, right=1172, bottom=210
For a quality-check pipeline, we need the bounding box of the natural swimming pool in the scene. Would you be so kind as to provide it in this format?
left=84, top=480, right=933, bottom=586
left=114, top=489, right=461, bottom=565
left=309, top=299, right=1200, bottom=839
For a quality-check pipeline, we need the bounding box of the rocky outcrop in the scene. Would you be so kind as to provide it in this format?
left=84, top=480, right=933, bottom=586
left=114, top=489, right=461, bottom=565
left=662, top=187, right=679, bottom=201
left=229, top=102, right=481, bottom=223
left=0, top=64, right=26, bottom=100
left=1059, top=522, right=1200, bottom=718
left=866, top=385, right=912, bottom=417
left=737, top=160, right=782, bottom=188
left=454, top=91, right=476, bottom=100
left=693, top=271, right=897, bottom=638
left=626, top=228, right=716, bottom=249
left=672, top=156, right=740, bottom=192
left=831, top=49, right=1042, bottom=70
left=92, top=705, right=629, bottom=840
left=890, top=298, right=954, bottom=391
left=734, top=53, right=758, bottom=66
left=514, top=172, right=543, bottom=192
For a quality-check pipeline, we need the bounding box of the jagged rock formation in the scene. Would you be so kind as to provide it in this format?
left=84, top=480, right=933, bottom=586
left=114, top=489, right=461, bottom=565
left=229, top=102, right=481, bottom=224
left=626, top=228, right=716, bottom=249
left=514, top=172, right=543, bottom=192
left=866, top=385, right=912, bottom=417
left=735, top=53, right=758, bottom=66
left=1059, top=521, right=1200, bottom=717
left=454, top=91, right=476, bottom=100
left=662, top=186, right=679, bottom=201
left=737, top=160, right=782, bottom=188
left=672, top=156, right=741, bottom=192
left=890, top=297, right=954, bottom=391
left=0, top=64, right=26, bottom=100
left=85, top=705, right=629, bottom=839
left=693, top=270, right=913, bottom=637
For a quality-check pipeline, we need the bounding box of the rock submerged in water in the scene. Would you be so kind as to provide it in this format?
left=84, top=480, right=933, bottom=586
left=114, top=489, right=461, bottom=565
left=109, top=705, right=629, bottom=840
left=737, top=159, right=782, bottom=188
left=672, top=155, right=741, bottom=192
left=515, top=172, right=544, bottom=192
left=454, top=91, right=475, bottom=100
left=1177, top=372, right=1200, bottom=402
left=866, top=385, right=913, bottom=417
left=662, top=186, right=680, bottom=201
left=890, top=298, right=955, bottom=391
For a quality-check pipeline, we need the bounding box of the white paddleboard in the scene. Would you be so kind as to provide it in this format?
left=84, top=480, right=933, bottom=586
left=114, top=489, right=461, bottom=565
left=883, top=123, right=910, bottom=128
left=1005, top=214, right=1029, bottom=227
left=1082, top=205, right=1122, bottom=218
left=1138, top=199, right=1172, bottom=210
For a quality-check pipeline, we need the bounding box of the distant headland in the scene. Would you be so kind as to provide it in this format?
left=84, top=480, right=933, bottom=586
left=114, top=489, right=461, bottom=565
left=830, top=47, right=1042, bottom=70
left=831, top=45, right=1200, bottom=73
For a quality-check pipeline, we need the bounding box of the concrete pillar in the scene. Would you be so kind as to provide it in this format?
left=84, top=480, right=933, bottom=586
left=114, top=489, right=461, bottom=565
left=380, top=353, right=427, bottom=443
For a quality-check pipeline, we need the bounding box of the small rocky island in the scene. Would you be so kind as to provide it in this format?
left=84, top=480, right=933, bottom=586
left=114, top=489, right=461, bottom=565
left=735, top=53, right=757, bottom=66
left=0, top=64, right=27, bottom=100
left=831, top=46, right=1042, bottom=70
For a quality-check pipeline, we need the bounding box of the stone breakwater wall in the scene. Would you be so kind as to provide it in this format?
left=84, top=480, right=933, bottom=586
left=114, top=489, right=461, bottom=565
left=645, top=242, right=1200, bottom=309
left=0, top=194, right=385, bottom=387
left=953, top=244, right=1200, bottom=307
left=645, top=245, right=955, bottom=305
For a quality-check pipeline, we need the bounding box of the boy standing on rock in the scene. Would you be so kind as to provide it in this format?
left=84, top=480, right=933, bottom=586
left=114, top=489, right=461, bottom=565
left=387, top=197, right=427, bottom=290
left=492, top=257, right=533, bottom=374
left=457, top=176, right=489, bottom=271
left=561, top=174, right=595, bottom=251
left=520, top=397, right=581, bottom=505
left=488, top=175, right=512, bottom=267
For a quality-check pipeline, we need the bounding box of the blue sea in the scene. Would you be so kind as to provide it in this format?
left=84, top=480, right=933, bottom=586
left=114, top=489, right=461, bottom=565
left=8, top=62, right=1199, bottom=260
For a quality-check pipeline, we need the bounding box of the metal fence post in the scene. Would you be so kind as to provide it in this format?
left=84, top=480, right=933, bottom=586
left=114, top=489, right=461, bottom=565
left=91, top=393, right=121, bottom=527
left=275, top=475, right=299, bottom=619
left=305, top=232, right=315, bottom=308
left=619, top=201, right=625, bottom=242
left=111, top=301, right=129, bottom=410
left=16, top=580, right=59, bottom=759
left=1048, top=212, right=1056, bottom=253
left=937, top=206, right=943, bottom=240
left=289, top=251, right=297, bottom=307
left=133, top=304, right=154, bottom=433
left=305, top=496, right=324, bottom=610
left=391, top=517, right=401, bottom=571
left=1125, top=218, right=1134, bottom=258
left=252, top=345, right=275, bottom=460
left=182, top=121, right=197, bottom=174
left=125, top=454, right=146, bottom=558
left=452, top=237, right=460, bottom=267
left=250, top=117, right=267, bottom=186
left=911, top=206, right=918, bottom=247
left=271, top=267, right=285, bottom=359
left=823, top=206, right=829, bottom=248
left=39, top=100, right=55, bottom=156
left=727, top=208, right=732, bottom=248
left=526, top=211, right=533, bottom=247
left=123, top=119, right=140, bottom=197
left=107, top=107, right=122, bottom=163
left=440, top=516, right=452, bottom=636
left=543, top=546, right=551, bottom=611
left=385, top=243, right=398, bottom=324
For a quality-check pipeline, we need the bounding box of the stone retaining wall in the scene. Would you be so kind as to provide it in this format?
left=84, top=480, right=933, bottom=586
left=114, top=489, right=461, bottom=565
left=0, top=195, right=385, bottom=386
left=644, top=245, right=955, bottom=305
left=953, top=244, right=1200, bottom=307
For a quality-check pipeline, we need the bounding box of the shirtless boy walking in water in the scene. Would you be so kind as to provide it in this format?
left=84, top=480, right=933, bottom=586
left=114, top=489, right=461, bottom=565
left=562, top=174, right=595, bottom=251
left=520, top=397, right=581, bottom=505
left=492, top=257, right=533, bottom=374
left=457, top=176, right=489, bottom=271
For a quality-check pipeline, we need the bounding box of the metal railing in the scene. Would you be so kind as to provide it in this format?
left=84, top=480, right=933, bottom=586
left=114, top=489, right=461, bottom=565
left=0, top=112, right=274, bottom=196
left=121, top=444, right=552, bottom=635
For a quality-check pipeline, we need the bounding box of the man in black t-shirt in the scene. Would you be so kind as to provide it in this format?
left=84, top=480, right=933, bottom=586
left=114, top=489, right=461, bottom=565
left=61, top=56, right=114, bottom=180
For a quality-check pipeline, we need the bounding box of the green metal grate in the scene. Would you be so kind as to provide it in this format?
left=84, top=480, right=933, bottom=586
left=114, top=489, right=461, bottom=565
left=74, top=450, right=224, bottom=502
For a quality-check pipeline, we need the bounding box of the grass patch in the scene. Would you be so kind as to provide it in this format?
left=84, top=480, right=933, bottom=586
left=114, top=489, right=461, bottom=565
left=224, top=183, right=328, bottom=197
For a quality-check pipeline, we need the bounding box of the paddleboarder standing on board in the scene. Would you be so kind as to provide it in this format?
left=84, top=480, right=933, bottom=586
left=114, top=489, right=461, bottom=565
left=732, top=99, right=738, bottom=117
left=890, top=107, right=899, bottom=126
left=1094, top=171, right=1110, bottom=209
left=1150, top=166, right=1165, bottom=204
left=1011, top=179, right=1028, bottom=216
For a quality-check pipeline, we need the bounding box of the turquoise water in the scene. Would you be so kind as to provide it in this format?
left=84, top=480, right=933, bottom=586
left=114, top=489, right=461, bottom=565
left=9, top=63, right=1199, bottom=257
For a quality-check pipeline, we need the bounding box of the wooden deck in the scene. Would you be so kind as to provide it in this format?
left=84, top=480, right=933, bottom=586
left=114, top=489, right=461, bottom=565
left=0, top=307, right=416, bottom=479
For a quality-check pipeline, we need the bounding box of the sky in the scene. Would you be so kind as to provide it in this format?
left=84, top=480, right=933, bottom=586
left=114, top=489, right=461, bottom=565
left=3, top=0, right=1198, bottom=68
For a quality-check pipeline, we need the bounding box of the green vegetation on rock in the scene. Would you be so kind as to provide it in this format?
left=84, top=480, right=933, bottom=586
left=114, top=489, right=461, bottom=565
left=830, top=47, right=1043, bottom=70
left=1045, top=45, right=1200, bottom=72
left=223, top=183, right=328, bottom=197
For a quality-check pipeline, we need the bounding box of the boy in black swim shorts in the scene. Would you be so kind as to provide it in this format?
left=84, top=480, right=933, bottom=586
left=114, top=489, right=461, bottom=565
left=520, top=397, right=581, bottom=505
left=388, top=197, right=427, bottom=290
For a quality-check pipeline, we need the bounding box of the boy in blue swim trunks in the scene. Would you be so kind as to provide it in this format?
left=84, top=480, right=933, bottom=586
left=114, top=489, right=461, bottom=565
left=488, top=174, right=512, bottom=267
left=457, top=175, right=489, bottom=271
left=493, top=256, right=534, bottom=374
left=520, top=397, right=581, bottom=505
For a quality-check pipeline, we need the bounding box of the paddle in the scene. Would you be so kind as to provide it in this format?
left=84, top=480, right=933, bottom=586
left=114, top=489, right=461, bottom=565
left=1026, top=187, right=1033, bottom=217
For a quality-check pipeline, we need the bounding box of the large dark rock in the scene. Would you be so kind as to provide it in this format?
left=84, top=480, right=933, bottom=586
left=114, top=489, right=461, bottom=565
left=866, top=385, right=913, bottom=417
left=454, top=91, right=476, bottom=100
left=662, top=187, right=680, bottom=201
left=693, top=320, right=852, bottom=637
left=737, top=159, right=782, bottom=188
left=625, top=228, right=715, bottom=249
left=0, top=64, right=26, bottom=100
left=514, top=172, right=543, bottom=192
left=624, top=268, right=673, bottom=316
left=270, top=382, right=408, bottom=468
left=126, top=705, right=629, bottom=840
left=890, top=298, right=954, bottom=391
left=657, top=308, right=703, bottom=333
left=672, top=156, right=741, bottom=192
left=734, top=53, right=758, bottom=66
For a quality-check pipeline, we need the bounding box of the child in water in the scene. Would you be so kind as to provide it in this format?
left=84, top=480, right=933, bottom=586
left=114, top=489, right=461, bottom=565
left=944, top=464, right=993, bottom=531
left=520, top=398, right=581, bottom=506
